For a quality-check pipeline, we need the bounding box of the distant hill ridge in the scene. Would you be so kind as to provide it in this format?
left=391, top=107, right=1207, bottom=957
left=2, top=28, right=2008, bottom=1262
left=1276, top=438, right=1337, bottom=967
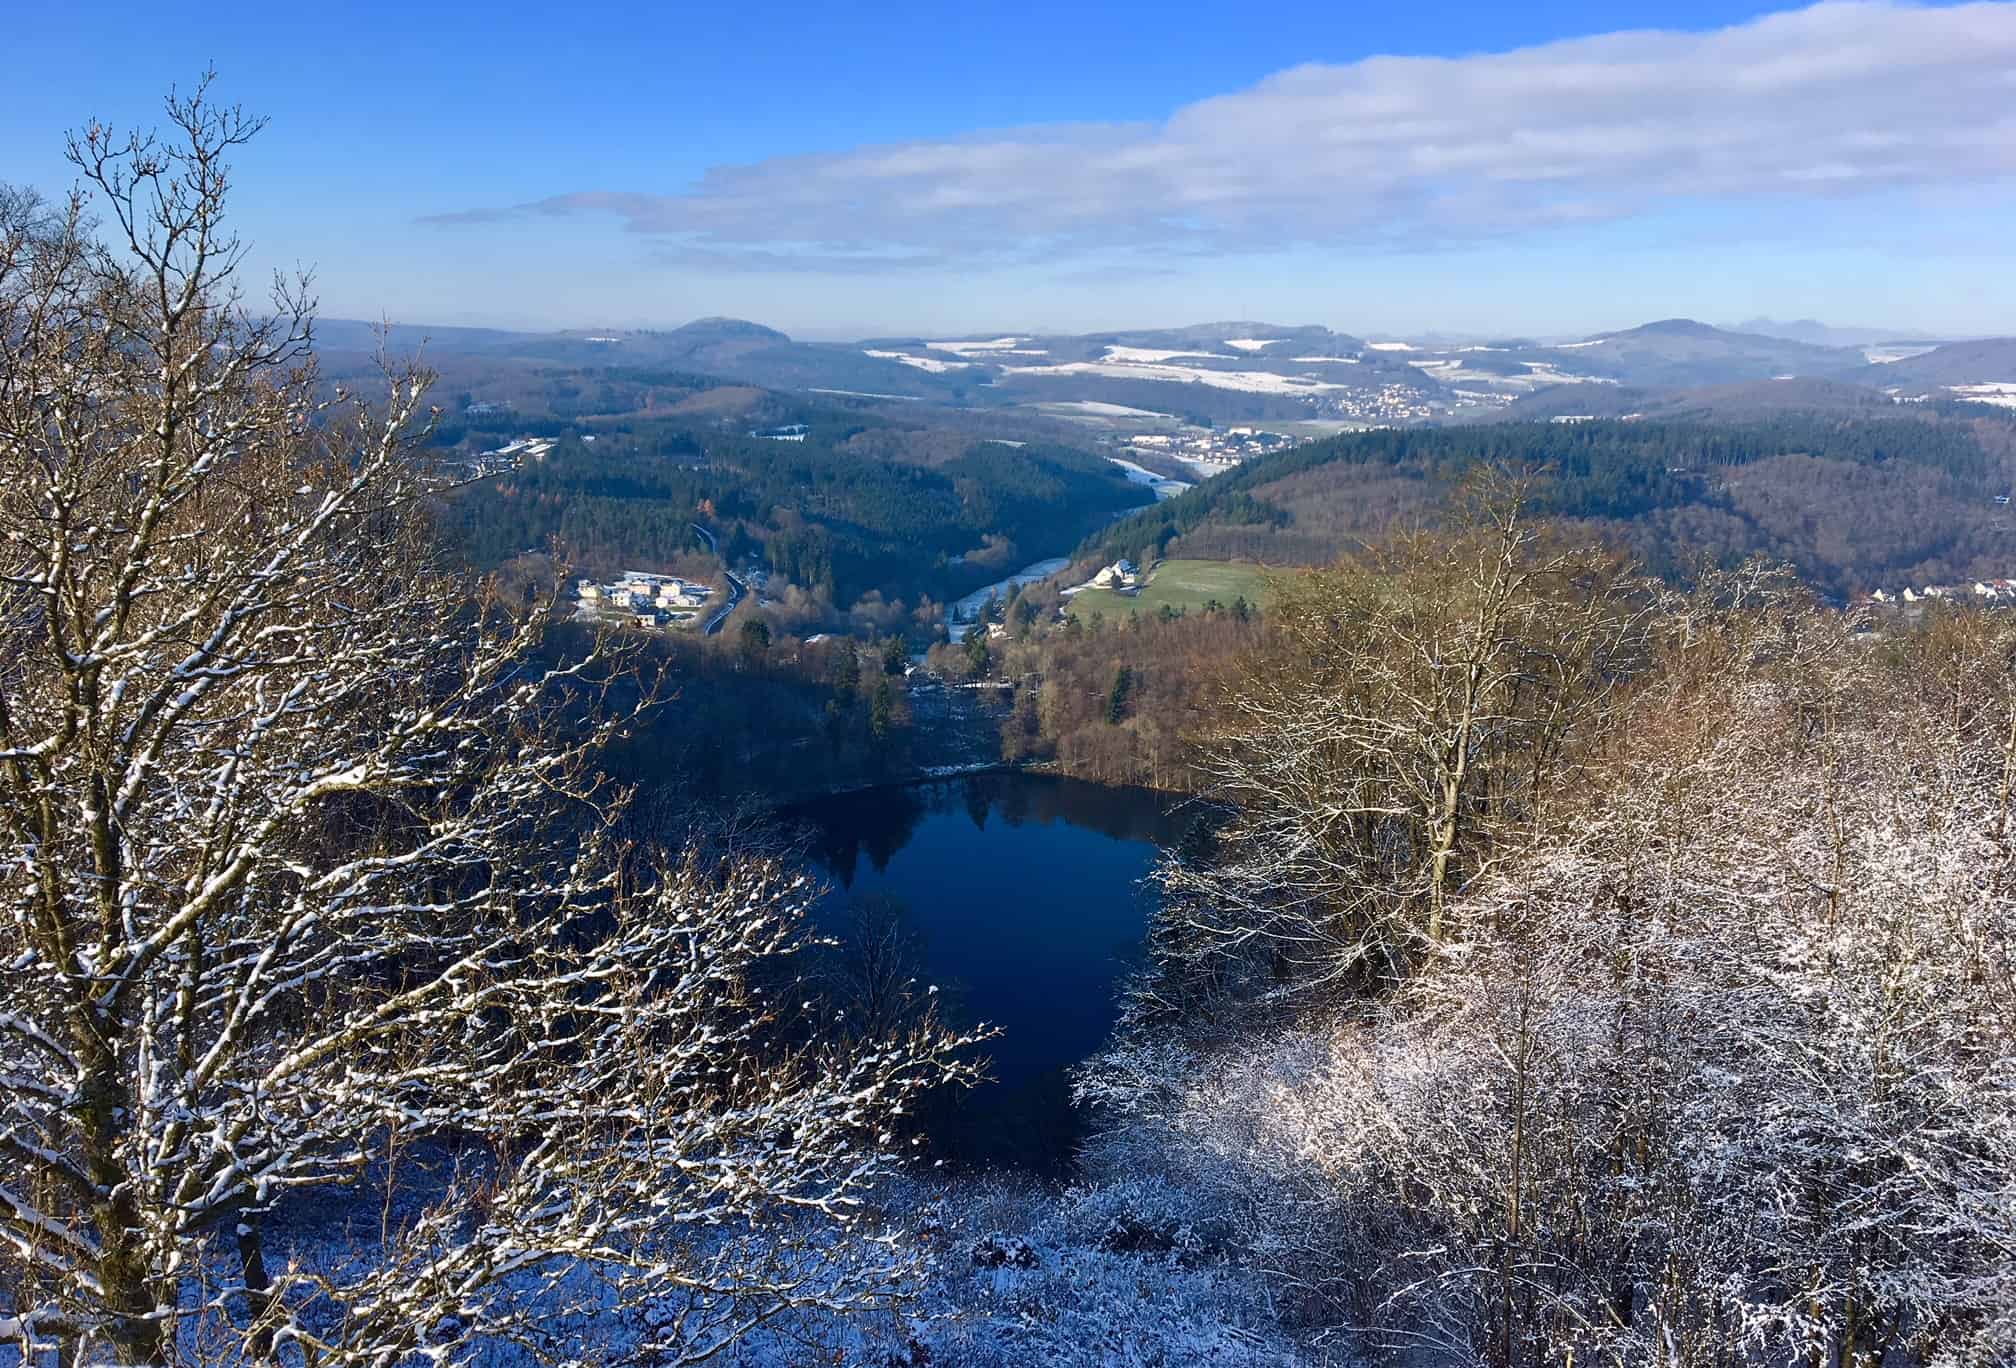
left=1733, top=317, right=1945, bottom=347
left=1844, top=337, right=2016, bottom=389
left=663, top=317, right=792, bottom=343
left=308, top=314, right=2016, bottom=422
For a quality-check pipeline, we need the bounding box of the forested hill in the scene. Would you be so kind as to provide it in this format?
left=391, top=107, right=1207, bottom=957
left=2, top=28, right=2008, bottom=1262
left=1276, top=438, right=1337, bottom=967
left=446, top=403, right=1151, bottom=609
left=1092, top=412, right=2016, bottom=597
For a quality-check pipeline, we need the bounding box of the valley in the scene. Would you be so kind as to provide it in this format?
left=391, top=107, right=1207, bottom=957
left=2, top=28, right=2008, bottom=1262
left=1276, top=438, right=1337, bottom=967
left=361, top=312, right=2016, bottom=635
left=11, top=24, right=2016, bottom=1366
left=378, top=310, right=2016, bottom=807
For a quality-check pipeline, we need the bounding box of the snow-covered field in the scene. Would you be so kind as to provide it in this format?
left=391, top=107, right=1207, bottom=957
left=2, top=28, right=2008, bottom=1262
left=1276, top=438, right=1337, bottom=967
left=1407, top=358, right=1465, bottom=379
left=1108, top=456, right=1194, bottom=499
left=865, top=349, right=973, bottom=373
left=1522, top=361, right=1620, bottom=385
left=1102, top=345, right=1224, bottom=363
left=1223, top=338, right=1283, bottom=351
left=1365, top=340, right=1416, bottom=351
left=925, top=337, right=1033, bottom=354
left=1039, top=400, right=1182, bottom=420
left=1289, top=354, right=1361, bottom=363
left=1865, top=344, right=1940, bottom=364
left=1406, top=357, right=1615, bottom=390
left=1003, top=360, right=1348, bottom=395
left=809, top=387, right=923, bottom=401
left=1949, top=382, right=2016, bottom=409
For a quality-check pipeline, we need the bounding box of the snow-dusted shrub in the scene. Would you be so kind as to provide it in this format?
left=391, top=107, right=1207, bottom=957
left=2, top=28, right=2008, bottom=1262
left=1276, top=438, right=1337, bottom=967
left=570, top=1172, right=1326, bottom=1368
left=893, top=1175, right=1328, bottom=1368
left=970, top=1233, right=1041, bottom=1269
left=1086, top=587, right=2016, bottom=1367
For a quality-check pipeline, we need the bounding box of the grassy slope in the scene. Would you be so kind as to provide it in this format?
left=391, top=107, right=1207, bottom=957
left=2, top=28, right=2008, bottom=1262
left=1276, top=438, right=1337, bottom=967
left=1066, top=558, right=1274, bottom=620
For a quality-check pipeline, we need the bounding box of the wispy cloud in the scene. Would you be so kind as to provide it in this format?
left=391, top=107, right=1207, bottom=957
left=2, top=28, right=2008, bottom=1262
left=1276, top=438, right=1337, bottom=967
left=422, top=2, right=2016, bottom=265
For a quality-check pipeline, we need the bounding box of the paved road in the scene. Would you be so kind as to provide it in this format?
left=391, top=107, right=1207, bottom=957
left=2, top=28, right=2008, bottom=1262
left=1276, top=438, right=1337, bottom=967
left=691, top=523, right=746, bottom=635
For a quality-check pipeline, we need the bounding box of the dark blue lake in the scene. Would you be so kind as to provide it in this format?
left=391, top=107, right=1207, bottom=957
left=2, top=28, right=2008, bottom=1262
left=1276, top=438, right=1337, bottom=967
left=788, top=772, right=1189, bottom=1169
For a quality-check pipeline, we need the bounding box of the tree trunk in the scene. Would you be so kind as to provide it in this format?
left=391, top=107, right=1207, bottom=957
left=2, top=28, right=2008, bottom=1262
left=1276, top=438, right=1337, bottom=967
left=239, top=1216, right=279, bottom=1362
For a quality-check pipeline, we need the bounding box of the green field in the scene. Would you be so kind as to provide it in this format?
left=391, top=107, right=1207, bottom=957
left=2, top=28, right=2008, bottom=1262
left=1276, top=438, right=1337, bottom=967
left=1066, top=558, right=1274, bottom=622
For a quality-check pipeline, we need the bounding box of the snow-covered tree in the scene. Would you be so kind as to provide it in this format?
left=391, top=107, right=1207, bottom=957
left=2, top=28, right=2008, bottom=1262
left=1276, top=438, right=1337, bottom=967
left=0, top=84, right=976, bottom=1365
left=1142, top=483, right=1648, bottom=1010
left=1093, top=577, right=2016, bottom=1367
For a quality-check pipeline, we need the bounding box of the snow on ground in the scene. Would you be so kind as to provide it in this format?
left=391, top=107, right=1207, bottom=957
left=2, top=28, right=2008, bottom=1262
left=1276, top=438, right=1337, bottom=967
left=1553, top=338, right=1606, bottom=348
left=809, top=388, right=923, bottom=401
left=1173, top=454, right=1243, bottom=478
left=1103, top=345, right=1225, bottom=363
left=1865, top=345, right=1940, bottom=364
left=1949, top=383, right=2016, bottom=409
left=1522, top=362, right=1620, bottom=385
left=1108, top=456, right=1194, bottom=500
left=1406, top=357, right=1615, bottom=391
left=1223, top=338, right=1282, bottom=351
left=926, top=337, right=1025, bottom=353
left=1004, top=360, right=1346, bottom=395
left=1039, top=400, right=1181, bottom=420
left=71, top=1172, right=1320, bottom=1368
left=1365, top=340, right=1416, bottom=351
left=1409, top=358, right=1516, bottom=387
left=948, top=558, right=1072, bottom=638
left=795, top=1175, right=1318, bottom=1367
left=1289, top=354, right=1361, bottom=363
left=864, top=349, right=973, bottom=373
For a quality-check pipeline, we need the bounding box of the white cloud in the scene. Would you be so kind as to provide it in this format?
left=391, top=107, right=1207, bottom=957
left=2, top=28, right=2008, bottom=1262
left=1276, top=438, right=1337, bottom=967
left=427, top=2, right=2016, bottom=264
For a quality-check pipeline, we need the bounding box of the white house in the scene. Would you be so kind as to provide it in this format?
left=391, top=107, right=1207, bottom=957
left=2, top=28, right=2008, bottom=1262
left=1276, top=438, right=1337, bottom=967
left=1089, top=559, right=1139, bottom=591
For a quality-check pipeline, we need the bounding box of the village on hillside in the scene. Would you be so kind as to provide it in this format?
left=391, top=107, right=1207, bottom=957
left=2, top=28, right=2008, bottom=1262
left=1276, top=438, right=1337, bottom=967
left=575, top=570, right=716, bottom=629
left=1860, top=577, right=2016, bottom=619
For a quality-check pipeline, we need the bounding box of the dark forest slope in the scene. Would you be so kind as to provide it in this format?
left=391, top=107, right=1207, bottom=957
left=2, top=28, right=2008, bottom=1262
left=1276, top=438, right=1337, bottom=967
left=1092, top=413, right=2016, bottom=597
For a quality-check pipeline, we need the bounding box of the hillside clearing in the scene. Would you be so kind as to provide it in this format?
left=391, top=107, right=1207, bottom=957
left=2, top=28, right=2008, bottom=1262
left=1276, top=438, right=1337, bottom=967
left=1067, top=558, right=1274, bottom=621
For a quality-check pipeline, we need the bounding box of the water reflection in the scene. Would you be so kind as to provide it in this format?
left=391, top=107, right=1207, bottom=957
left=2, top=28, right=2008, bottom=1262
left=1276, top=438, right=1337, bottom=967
left=788, top=773, right=1188, bottom=1171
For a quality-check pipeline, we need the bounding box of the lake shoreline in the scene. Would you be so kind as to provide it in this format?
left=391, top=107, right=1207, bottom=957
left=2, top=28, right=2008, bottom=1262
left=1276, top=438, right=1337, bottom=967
left=747, top=754, right=1205, bottom=812
left=729, top=656, right=1207, bottom=811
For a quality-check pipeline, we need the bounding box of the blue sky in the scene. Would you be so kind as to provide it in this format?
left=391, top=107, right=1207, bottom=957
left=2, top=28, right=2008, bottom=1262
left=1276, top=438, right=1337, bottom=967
left=4, top=1, right=2011, bottom=338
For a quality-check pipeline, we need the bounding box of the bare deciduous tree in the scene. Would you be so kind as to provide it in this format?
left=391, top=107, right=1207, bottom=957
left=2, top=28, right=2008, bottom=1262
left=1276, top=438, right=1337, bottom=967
left=1146, top=476, right=1648, bottom=1007
left=1, top=83, right=975, bottom=1365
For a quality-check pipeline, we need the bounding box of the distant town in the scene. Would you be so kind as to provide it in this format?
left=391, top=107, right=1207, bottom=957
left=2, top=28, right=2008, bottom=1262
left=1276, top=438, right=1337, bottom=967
left=1125, top=425, right=1294, bottom=472
left=575, top=570, right=716, bottom=629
